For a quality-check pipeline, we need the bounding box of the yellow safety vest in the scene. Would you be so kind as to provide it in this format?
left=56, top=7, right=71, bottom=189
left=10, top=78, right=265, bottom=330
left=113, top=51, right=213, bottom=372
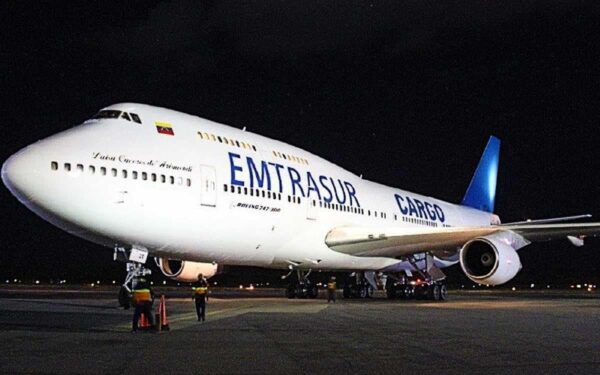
left=193, top=286, right=208, bottom=296
left=132, top=288, right=151, bottom=304
left=327, top=282, right=336, bottom=290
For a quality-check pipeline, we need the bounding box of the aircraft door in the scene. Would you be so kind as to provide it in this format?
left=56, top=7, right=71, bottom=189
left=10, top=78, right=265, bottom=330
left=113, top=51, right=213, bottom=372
left=306, top=198, right=318, bottom=220
left=199, top=165, right=217, bottom=207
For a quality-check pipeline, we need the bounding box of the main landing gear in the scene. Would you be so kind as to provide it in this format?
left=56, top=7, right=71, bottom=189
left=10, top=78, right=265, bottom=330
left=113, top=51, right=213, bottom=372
left=342, top=272, right=375, bottom=299
left=284, top=269, right=318, bottom=299
left=385, top=254, right=448, bottom=302
left=114, top=245, right=152, bottom=309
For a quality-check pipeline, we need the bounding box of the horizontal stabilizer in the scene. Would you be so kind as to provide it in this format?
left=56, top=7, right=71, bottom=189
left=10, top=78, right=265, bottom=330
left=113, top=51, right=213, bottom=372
left=461, top=136, right=501, bottom=213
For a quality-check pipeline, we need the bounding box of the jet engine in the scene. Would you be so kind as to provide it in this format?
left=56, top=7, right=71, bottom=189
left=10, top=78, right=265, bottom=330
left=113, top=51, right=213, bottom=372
left=157, top=258, right=218, bottom=282
left=459, top=235, right=522, bottom=285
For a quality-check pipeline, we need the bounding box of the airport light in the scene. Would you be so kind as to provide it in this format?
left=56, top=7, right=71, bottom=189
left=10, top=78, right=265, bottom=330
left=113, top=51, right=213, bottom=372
left=35, top=280, right=39, bottom=284
left=91, top=283, right=95, bottom=287
left=511, top=287, right=516, bottom=291
left=163, top=280, right=167, bottom=285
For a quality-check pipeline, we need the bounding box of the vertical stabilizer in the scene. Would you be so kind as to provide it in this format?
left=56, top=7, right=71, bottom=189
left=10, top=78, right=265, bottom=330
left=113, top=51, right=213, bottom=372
left=461, top=136, right=501, bottom=213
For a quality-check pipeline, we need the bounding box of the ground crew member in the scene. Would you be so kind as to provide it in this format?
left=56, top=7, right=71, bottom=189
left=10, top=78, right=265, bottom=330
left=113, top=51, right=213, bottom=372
left=327, top=276, right=337, bottom=303
left=192, top=273, right=209, bottom=322
left=131, top=277, right=155, bottom=332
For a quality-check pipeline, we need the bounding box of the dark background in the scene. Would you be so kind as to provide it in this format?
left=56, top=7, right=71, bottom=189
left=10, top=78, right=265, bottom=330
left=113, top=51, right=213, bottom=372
left=1, top=1, right=598, bottom=287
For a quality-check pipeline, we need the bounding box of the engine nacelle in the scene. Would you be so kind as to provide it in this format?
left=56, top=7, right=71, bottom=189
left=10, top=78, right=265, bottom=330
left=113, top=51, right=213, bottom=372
left=460, top=235, right=522, bottom=285
left=157, top=258, right=218, bottom=282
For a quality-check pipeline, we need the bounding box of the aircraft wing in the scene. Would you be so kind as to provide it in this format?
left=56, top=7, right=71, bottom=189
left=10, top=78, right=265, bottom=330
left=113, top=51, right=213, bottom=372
left=324, top=223, right=600, bottom=257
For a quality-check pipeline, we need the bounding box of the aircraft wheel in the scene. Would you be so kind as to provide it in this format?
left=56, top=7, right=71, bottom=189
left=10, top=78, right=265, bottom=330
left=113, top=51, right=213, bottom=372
left=431, top=284, right=441, bottom=301
left=285, top=286, right=296, bottom=299
left=308, top=285, right=318, bottom=298
left=439, top=284, right=448, bottom=301
left=118, top=286, right=130, bottom=309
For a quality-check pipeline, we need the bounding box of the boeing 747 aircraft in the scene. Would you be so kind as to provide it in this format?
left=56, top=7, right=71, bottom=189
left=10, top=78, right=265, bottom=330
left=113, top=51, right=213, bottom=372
left=3, top=103, right=599, bottom=301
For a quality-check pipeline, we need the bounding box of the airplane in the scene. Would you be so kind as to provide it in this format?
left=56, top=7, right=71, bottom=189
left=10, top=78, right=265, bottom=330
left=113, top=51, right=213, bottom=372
left=3, top=103, right=600, bottom=302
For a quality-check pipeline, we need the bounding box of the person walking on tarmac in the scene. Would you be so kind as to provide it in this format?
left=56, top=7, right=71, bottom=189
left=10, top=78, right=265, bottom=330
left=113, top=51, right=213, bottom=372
left=327, top=276, right=337, bottom=303
left=131, top=276, right=155, bottom=332
left=192, top=274, right=209, bottom=322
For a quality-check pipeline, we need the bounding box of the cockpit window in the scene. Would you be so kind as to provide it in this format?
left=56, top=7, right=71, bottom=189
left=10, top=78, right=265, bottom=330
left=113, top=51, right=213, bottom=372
left=92, top=110, right=121, bottom=119
left=91, top=110, right=142, bottom=124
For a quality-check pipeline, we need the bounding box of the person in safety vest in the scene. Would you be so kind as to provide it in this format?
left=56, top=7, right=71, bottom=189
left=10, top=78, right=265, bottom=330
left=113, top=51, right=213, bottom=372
left=192, top=273, right=209, bottom=322
left=327, top=276, right=337, bottom=303
left=131, top=277, right=155, bottom=332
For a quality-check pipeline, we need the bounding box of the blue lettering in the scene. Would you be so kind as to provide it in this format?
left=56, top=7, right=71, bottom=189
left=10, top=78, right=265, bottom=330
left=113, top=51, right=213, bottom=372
left=414, top=199, right=427, bottom=219
left=229, top=152, right=244, bottom=186
left=330, top=178, right=347, bottom=204
left=395, top=194, right=408, bottom=215
left=424, top=202, right=437, bottom=220
left=268, top=162, right=284, bottom=193
left=306, top=172, right=321, bottom=200
left=288, top=167, right=305, bottom=197
left=247, top=157, right=271, bottom=190
left=319, top=176, right=333, bottom=203
left=406, top=197, right=418, bottom=217
left=434, top=204, right=445, bottom=222
left=344, top=181, right=360, bottom=207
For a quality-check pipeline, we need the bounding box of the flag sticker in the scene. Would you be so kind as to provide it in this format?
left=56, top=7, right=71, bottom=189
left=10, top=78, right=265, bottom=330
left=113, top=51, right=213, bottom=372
left=155, top=121, right=174, bottom=136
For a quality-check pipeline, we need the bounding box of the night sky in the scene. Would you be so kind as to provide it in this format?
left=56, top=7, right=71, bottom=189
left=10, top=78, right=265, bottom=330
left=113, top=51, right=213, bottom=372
left=1, top=1, right=599, bottom=285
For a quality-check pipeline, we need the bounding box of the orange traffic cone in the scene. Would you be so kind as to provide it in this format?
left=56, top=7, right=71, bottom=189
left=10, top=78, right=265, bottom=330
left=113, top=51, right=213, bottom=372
left=158, top=295, right=170, bottom=331
left=138, top=312, right=152, bottom=330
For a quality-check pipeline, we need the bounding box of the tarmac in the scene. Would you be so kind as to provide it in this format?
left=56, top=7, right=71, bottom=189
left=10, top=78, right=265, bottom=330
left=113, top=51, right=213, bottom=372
left=0, top=287, right=598, bottom=374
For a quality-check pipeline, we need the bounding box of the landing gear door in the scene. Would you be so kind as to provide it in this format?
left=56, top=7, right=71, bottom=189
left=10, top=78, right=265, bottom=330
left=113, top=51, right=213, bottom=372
left=199, top=165, right=217, bottom=207
left=306, top=198, right=318, bottom=220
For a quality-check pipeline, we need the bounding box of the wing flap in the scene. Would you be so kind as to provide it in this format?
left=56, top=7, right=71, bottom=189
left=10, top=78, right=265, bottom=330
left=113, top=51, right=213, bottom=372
left=325, top=223, right=600, bottom=258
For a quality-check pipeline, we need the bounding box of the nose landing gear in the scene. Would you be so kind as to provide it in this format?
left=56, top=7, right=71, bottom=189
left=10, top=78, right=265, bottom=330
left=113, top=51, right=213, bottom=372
left=114, top=245, right=152, bottom=309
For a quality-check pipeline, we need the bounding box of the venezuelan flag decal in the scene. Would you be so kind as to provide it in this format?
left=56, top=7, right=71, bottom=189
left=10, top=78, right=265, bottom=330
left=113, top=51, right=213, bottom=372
left=155, top=121, right=174, bottom=136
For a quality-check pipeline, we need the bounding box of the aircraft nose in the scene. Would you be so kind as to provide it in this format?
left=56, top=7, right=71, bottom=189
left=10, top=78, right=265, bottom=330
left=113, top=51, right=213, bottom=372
left=2, top=146, right=43, bottom=205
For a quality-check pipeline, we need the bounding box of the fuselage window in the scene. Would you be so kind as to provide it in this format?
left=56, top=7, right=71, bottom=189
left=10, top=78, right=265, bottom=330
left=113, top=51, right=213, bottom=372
left=217, top=136, right=223, bottom=143
left=235, top=140, right=240, bottom=147
left=151, top=173, right=157, bottom=182
left=89, top=165, right=95, bottom=174
left=198, top=132, right=204, bottom=139
left=224, top=184, right=228, bottom=192
left=237, top=186, right=242, bottom=194
left=177, top=177, right=183, bottom=185
left=122, top=170, right=127, bottom=178
left=142, top=172, right=147, bottom=180
left=51, top=161, right=58, bottom=170
left=187, top=179, right=191, bottom=187
left=160, top=174, right=165, bottom=183
left=111, top=168, right=117, bottom=177
left=64, top=163, right=71, bottom=171
left=100, top=167, right=106, bottom=175
left=244, top=187, right=248, bottom=195
left=76, top=164, right=84, bottom=172
left=267, top=191, right=271, bottom=199
left=133, top=171, right=138, bottom=180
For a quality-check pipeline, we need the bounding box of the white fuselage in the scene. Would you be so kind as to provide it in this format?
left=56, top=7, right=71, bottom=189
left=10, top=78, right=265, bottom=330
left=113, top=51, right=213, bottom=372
left=2, top=103, right=494, bottom=272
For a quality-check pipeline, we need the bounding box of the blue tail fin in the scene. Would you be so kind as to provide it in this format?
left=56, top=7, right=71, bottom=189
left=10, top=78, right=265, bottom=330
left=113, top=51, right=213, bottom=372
left=461, top=136, right=501, bottom=213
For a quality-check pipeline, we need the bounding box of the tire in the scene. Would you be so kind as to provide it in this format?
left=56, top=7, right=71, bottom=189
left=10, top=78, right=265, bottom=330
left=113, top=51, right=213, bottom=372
left=118, top=286, right=130, bottom=309
left=431, top=284, right=441, bottom=301
left=285, top=286, right=296, bottom=299
left=366, top=285, right=374, bottom=298
left=386, top=285, right=397, bottom=300
left=343, top=285, right=351, bottom=299
left=308, top=285, right=318, bottom=299
left=359, top=286, right=367, bottom=299
left=439, top=284, right=448, bottom=301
